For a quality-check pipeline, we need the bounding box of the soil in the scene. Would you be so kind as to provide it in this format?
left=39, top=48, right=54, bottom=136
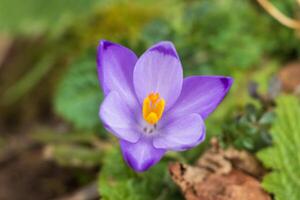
left=0, top=138, right=97, bottom=200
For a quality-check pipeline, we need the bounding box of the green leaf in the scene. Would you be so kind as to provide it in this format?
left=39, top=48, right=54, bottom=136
left=45, top=144, right=103, bottom=168
left=259, top=112, right=275, bottom=125
left=257, top=96, right=300, bottom=200
left=54, top=54, right=103, bottom=130
left=98, top=147, right=183, bottom=200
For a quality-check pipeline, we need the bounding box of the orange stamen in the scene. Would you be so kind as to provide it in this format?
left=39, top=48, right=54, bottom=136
left=142, top=92, right=165, bottom=124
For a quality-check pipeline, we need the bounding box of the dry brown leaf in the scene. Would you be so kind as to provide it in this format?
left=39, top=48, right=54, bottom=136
left=224, top=147, right=265, bottom=178
left=278, top=62, right=300, bottom=94
left=169, top=138, right=270, bottom=200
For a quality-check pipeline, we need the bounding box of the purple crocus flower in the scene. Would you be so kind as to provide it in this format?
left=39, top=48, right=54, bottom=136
left=97, top=40, right=233, bottom=172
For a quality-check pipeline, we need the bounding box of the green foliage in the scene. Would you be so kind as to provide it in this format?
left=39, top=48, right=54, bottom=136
left=32, top=128, right=105, bottom=167
left=0, top=0, right=100, bottom=35
left=271, top=0, right=299, bottom=15
left=45, top=144, right=103, bottom=168
left=54, top=54, right=103, bottom=130
left=214, top=62, right=279, bottom=152
left=258, top=0, right=300, bottom=58
left=99, top=148, right=183, bottom=200
left=141, top=0, right=300, bottom=75
left=220, top=104, right=273, bottom=152
left=141, top=0, right=271, bottom=75
left=257, top=96, right=300, bottom=200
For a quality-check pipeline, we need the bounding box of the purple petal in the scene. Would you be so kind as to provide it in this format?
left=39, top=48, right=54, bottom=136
left=99, top=91, right=140, bottom=143
left=97, top=40, right=138, bottom=109
left=153, top=113, right=205, bottom=151
left=120, top=137, right=166, bottom=172
left=170, top=76, right=233, bottom=119
left=133, top=41, right=183, bottom=110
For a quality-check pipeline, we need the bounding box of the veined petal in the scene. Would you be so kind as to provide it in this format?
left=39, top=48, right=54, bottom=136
left=97, top=40, right=138, bottom=109
left=120, top=137, right=166, bottom=172
left=153, top=113, right=205, bottom=151
left=133, top=41, right=183, bottom=110
left=170, top=76, right=233, bottom=119
left=99, top=91, right=140, bottom=143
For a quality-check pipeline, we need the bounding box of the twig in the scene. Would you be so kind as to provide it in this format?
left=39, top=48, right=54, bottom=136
left=257, top=0, right=300, bottom=30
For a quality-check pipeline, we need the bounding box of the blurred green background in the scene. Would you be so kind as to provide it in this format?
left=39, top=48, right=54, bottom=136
left=0, top=0, right=299, bottom=200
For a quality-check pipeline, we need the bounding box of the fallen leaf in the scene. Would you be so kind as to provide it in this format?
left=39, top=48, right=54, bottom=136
left=169, top=138, right=270, bottom=200
left=278, top=62, right=300, bottom=94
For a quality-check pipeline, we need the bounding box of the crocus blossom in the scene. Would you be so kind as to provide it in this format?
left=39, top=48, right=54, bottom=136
left=97, top=40, right=233, bottom=172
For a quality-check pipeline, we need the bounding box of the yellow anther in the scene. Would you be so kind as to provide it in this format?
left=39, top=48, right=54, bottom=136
left=149, top=92, right=159, bottom=103
left=146, top=112, right=158, bottom=124
left=153, top=99, right=165, bottom=119
left=142, top=92, right=165, bottom=125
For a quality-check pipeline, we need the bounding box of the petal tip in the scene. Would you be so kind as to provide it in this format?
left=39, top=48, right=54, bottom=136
left=149, top=41, right=178, bottom=58
left=220, top=77, right=234, bottom=90
left=120, top=139, right=165, bottom=172
left=123, top=149, right=155, bottom=172
left=98, top=39, right=115, bottom=50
